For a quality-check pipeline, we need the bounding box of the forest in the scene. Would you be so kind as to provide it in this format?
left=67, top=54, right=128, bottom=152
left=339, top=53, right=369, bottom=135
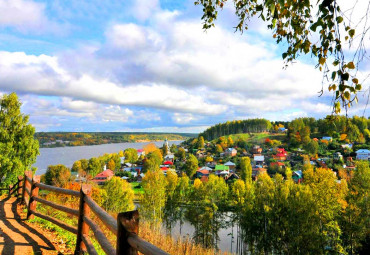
left=35, top=132, right=195, bottom=147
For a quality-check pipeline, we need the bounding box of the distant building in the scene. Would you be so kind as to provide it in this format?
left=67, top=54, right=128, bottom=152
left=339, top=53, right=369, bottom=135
left=92, top=169, right=114, bottom=185
left=253, top=155, right=265, bottom=165
left=224, top=161, right=236, bottom=171
left=322, top=136, right=333, bottom=142
left=252, top=167, right=267, bottom=180
left=292, top=170, right=303, bottom=183
left=333, top=152, right=343, bottom=161
left=253, top=145, right=262, bottom=154
left=164, top=154, right=175, bottom=163
left=137, top=149, right=145, bottom=157
left=196, top=169, right=210, bottom=178
left=356, top=149, right=370, bottom=160
left=225, top=148, right=237, bottom=157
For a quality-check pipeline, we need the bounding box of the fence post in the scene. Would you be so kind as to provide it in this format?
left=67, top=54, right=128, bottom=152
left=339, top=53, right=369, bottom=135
left=8, top=184, right=13, bottom=197
left=27, top=175, right=40, bottom=220
left=117, top=210, right=139, bottom=255
left=22, top=171, right=32, bottom=205
left=17, top=176, right=23, bottom=200
left=75, top=184, right=91, bottom=255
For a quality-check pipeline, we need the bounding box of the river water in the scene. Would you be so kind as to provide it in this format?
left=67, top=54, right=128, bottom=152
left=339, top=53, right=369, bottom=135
left=33, top=140, right=182, bottom=175
left=32, top=140, right=240, bottom=253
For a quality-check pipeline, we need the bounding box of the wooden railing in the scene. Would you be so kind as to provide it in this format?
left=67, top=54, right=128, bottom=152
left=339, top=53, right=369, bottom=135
left=13, top=171, right=169, bottom=255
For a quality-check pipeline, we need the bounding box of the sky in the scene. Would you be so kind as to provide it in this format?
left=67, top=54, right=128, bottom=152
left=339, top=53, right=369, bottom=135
left=0, top=0, right=369, bottom=133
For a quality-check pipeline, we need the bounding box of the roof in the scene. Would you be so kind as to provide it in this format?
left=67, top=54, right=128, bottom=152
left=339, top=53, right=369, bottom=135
left=165, top=154, right=174, bottom=158
left=356, top=149, right=370, bottom=153
left=276, top=153, right=286, bottom=157
left=215, top=165, right=229, bottom=171
left=94, top=169, right=114, bottom=179
left=197, top=169, right=210, bottom=174
left=163, top=161, right=173, bottom=165
left=160, top=167, right=169, bottom=171
left=224, top=161, right=236, bottom=166
left=137, top=149, right=144, bottom=152
left=270, top=162, right=285, bottom=167
left=322, top=136, right=332, bottom=140
left=199, top=166, right=212, bottom=171
left=293, top=170, right=303, bottom=178
left=254, top=155, right=265, bottom=161
left=226, top=148, right=237, bottom=152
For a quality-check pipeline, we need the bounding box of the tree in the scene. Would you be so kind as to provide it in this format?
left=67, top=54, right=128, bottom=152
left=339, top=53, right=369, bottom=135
left=107, top=159, right=115, bottom=171
left=80, top=159, right=88, bottom=171
left=240, top=157, right=252, bottom=183
left=184, top=154, right=198, bottom=177
left=141, top=168, right=167, bottom=225
left=195, top=0, right=368, bottom=113
left=44, top=164, right=71, bottom=187
left=143, top=143, right=158, bottom=154
left=227, top=136, right=234, bottom=147
left=197, top=136, right=205, bottom=148
left=87, top=157, right=101, bottom=178
left=71, top=160, right=82, bottom=173
left=0, top=93, right=39, bottom=186
left=304, top=140, right=319, bottom=155
left=216, top=144, right=223, bottom=153
left=124, top=148, right=138, bottom=163
left=175, top=147, right=186, bottom=161
left=103, top=177, right=134, bottom=213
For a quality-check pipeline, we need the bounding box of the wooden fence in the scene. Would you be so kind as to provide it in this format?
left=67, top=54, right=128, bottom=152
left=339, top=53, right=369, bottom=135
left=10, top=171, right=169, bottom=255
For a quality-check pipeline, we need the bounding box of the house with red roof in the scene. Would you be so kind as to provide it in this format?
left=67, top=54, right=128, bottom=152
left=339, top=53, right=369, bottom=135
left=92, top=169, right=114, bottom=185
left=196, top=169, right=210, bottom=178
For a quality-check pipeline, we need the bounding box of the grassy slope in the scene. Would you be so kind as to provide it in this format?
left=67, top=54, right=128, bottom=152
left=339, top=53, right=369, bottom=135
left=213, top=133, right=286, bottom=144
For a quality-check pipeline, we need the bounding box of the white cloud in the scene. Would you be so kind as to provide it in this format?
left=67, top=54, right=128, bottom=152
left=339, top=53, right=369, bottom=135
left=0, top=0, right=66, bottom=34
left=131, top=0, right=160, bottom=22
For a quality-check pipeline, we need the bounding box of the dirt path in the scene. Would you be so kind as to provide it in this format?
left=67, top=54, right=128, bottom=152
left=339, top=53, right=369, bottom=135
left=0, top=196, right=62, bottom=255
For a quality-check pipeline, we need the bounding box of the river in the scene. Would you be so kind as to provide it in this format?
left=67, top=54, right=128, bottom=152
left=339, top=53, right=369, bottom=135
left=33, top=140, right=182, bottom=175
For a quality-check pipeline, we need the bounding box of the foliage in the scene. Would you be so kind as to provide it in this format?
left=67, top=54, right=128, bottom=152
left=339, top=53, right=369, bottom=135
left=87, top=157, right=102, bottom=178
left=103, top=177, right=135, bottom=213
left=240, top=157, right=252, bottom=183
left=44, top=164, right=71, bottom=187
left=184, top=154, right=199, bottom=178
left=0, top=93, right=39, bottom=186
left=124, top=148, right=138, bottom=163
left=141, top=168, right=167, bottom=225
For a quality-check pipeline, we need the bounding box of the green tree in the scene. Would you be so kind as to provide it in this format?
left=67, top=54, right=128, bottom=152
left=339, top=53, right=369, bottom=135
left=0, top=93, right=39, bottom=186
left=175, top=147, right=186, bottom=161
left=124, top=148, right=138, bottom=163
left=103, top=177, right=134, bottom=213
left=71, top=160, right=82, bottom=173
left=44, top=164, right=71, bottom=187
left=304, top=140, right=319, bottom=155
left=87, top=157, right=101, bottom=178
left=184, top=154, right=198, bottom=177
left=240, top=157, right=252, bottom=184
left=195, top=0, right=366, bottom=113
left=80, top=159, right=88, bottom=171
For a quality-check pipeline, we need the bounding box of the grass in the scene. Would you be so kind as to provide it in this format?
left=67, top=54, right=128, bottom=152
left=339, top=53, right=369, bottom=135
left=130, top=182, right=144, bottom=195
left=214, top=132, right=286, bottom=145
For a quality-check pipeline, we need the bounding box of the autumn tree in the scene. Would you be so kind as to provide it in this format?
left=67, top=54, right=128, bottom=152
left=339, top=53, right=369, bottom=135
left=0, top=93, right=39, bottom=186
left=141, top=168, right=167, bottom=225
left=103, top=177, right=134, bottom=213
left=184, top=154, right=199, bottom=178
left=87, top=157, right=102, bottom=178
left=107, top=159, right=115, bottom=171
left=124, top=148, right=138, bottom=163
left=175, top=147, right=186, bottom=161
left=197, top=136, right=205, bottom=148
left=240, top=157, right=252, bottom=183
left=143, top=143, right=158, bottom=154
left=44, top=164, right=71, bottom=187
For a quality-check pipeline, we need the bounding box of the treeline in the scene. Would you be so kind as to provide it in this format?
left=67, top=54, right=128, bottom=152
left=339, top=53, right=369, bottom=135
left=35, top=132, right=195, bottom=147
left=200, top=119, right=272, bottom=141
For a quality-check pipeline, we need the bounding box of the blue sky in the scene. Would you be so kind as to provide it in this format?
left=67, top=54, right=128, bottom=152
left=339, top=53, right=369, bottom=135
left=0, top=0, right=369, bottom=133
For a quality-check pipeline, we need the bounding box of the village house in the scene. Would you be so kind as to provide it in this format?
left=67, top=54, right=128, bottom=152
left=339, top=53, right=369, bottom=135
left=253, top=155, right=265, bottom=165
left=137, top=149, right=145, bottom=157
left=253, top=145, right=262, bottom=154
left=164, top=154, right=175, bottom=163
left=224, top=148, right=237, bottom=157
left=322, top=136, right=333, bottom=142
left=333, top=152, right=343, bottom=161
left=92, top=169, right=114, bottom=185
left=356, top=149, right=370, bottom=160
left=224, top=161, right=236, bottom=171
left=196, top=169, right=210, bottom=178
left=292, top=170, right=303, bottom=183
left=270, top=162, right=285, bottom=170
left=252, top=166, right=267, bottom=180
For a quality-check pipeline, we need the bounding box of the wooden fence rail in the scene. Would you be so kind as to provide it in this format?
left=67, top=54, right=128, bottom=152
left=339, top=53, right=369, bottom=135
left=8, top=171, right=170, bottom=255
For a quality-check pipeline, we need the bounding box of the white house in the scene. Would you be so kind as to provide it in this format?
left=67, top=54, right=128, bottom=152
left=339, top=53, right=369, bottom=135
left=254, top=155, right=265, bottom=165
left=356, top=149, right=370, bottom=160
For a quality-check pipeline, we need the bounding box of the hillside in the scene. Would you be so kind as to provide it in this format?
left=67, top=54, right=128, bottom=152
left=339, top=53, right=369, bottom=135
left=35, top=132, right=196, bottom=148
